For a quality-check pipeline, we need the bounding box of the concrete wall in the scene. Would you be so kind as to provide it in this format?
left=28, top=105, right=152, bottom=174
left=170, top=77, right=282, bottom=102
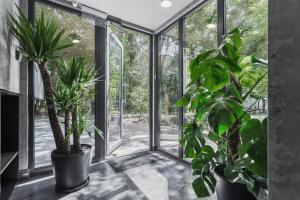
left=269, top=0, right=300, bottom=199
left=0, top=0, right=28, bottom=170
left=0, top=0, right=21, bottom=93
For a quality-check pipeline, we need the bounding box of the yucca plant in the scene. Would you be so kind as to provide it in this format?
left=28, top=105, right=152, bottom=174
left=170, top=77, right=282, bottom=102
left=54, top=81, right=81, bottom=153
left=56, top=57, right=99, bottom=152
left=8, top=6, right=73, bottom=154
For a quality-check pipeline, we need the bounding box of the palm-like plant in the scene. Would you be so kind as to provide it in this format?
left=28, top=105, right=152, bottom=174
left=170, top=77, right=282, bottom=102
left=8, top=6, right=73, bottom=154
left=56, top=57, right=99, bottom=152
left=54, top=81, right=81, bottom=153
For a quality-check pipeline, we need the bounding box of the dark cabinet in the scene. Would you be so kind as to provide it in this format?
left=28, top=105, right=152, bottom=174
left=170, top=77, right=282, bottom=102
left=0, top=91, right=19, bottom=200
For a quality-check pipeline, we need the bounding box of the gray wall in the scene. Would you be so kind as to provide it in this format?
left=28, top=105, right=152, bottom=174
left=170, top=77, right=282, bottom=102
left=269, top=0, right=300, bottom=199
left=0, top=0, right=21, bottom=93
left=0, top=0, right=28, bottom=170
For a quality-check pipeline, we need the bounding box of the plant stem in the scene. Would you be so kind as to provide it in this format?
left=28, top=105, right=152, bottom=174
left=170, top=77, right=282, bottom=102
left=242, top=72, right=267, bottom=101
left=228, top=120, right=241, bottom=162
left=39, top=62, right=69, bottom=154
left=72, top=106, right=81, bottom=152
left=64, top=111, right=71, bottom=153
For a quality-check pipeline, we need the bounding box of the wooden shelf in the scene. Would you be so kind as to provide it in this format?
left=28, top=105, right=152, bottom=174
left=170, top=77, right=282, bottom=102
left=1, top=152, right=18, bottom=175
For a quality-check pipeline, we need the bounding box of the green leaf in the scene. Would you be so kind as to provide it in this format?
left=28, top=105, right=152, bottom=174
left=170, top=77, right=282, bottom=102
left=230, top=33, right=242, bottom=49
left=216, top=56, right=242, bottom=72
left=239, top=119, right=267, bottom=178
left=186, top=147, right=196, bottom=158
left=208, top=132, right=221, bottom=142
left=204, top=174, right=216, bottom=193
left=176, top=94, right=190, bottom=107
left=192, top=177, right=210, bottom=197
left=223, top=42, right=240, bottom=62
left=208, top=103, right=236, bottom=135
left=201, top=145, right=215, bottom=159
left=8, top=5, right=73, bottom=62
left=203, top=61, right=230, bottom=92
left=224, top=83, right=242, bottom=102
left=239, top=56, right=253, bottom=68
left=223, top=97, right=243, bottom=118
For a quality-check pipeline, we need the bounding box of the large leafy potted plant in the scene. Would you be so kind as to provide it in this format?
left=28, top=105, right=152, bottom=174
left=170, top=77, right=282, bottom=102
left=176, top=29, right=268, bottom=200
left=8, top=7, right=100, bottom=191
left=52, top=57, right=99, bottom=191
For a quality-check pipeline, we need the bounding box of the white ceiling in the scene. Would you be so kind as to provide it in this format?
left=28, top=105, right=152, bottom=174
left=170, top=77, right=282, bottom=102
left=79, top=0, right=195, bottom=30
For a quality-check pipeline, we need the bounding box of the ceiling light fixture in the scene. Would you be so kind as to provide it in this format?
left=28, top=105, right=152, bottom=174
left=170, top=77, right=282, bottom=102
left=161, top=0, right=172, bottom=8
left=69, top=33, right=81, bottom=44
left=72, top=39, right=80, bottom=44
left=72, top=0, right=79, bottom=7
left=206, top=23, right=217, bottom=30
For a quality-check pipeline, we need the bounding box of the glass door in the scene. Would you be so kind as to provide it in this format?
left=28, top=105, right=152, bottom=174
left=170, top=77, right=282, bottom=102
left=107, top=28, right=124, bottom=154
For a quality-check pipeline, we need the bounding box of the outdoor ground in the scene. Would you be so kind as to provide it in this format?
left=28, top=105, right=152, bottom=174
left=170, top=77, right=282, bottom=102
left=35, top=117, right=180, bottom=167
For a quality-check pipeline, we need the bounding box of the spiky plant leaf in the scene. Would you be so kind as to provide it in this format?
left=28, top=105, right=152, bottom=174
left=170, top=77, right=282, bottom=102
left=8, top=5, right=73, bottom=63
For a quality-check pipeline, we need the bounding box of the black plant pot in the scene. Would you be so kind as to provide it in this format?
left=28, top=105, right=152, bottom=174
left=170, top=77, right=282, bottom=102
left=51, top=144, right=92, bottom=192
left=214, top=166, right=256, bottom=200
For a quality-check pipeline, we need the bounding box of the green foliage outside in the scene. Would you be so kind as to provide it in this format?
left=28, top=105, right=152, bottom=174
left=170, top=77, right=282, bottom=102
left=160, top=24, right=179, bottom=119
left=109, top=25, right=150, bottom=119
left=35, top=2, right=95, bottom=115
left=227, top=0, right=268, bottom=104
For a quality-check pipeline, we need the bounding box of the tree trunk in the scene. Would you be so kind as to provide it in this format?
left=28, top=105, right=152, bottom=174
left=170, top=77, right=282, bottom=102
left=64, top=111, right=71, bottom=153
left=39, top=62, right=68, bottom=154
left=72, top=107, right=81, bottom=152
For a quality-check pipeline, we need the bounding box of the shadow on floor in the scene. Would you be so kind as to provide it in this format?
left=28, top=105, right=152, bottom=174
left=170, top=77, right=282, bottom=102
left=9, top=152, right=217, bottom=200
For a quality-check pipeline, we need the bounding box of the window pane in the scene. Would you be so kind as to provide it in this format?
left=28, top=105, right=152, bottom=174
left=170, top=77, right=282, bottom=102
left=183, top=0, right=218, bottom=157
left=159, top=24, right=179, bottom=155
left=107, top=34, right=122, bottom=152
left=184, top=0, right=217, bottom=61
left=184, top=0, right=218, bottom=103
left=107, top=25, right=150, bottom=158
left=34, top=2, right=95, bottom=168
left=227, top=0, right=268, bottom=120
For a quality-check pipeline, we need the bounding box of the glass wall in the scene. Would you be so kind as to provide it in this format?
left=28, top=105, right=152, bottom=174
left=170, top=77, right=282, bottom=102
left=183, top=0, right=218, bottom=153
left=227, top=0, right=268, bottom=120
left=107, top=32, right=123, bottom=153
left=159, top=24, right=180, bottom=155
left=157, top=0, right=268, bottom=159
left=34, top=2, right=95, bottom=167
left=184, top=0, right=217, bottom=65
left=184, top=0, right=217, bottom=115
left=107, top=25, right=150, bottom=158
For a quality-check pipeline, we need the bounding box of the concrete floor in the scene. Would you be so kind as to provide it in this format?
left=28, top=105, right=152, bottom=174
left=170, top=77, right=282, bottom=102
left=10, top=152, right=217, bottom=200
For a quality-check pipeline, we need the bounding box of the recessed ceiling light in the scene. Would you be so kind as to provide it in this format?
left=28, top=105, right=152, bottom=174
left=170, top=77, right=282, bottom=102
left=161, top=0, right=172, bottom=8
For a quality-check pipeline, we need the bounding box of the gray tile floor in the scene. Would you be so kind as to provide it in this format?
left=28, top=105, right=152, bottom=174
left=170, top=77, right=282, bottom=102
left=10, top=152, right=217, bottom=200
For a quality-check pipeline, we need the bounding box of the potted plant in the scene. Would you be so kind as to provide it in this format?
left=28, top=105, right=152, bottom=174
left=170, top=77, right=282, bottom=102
left=52, top=57, right=100, bottom=191
left=176, top=28, right=268, bottom=200
left=8, top=7, right=100, bottom=191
